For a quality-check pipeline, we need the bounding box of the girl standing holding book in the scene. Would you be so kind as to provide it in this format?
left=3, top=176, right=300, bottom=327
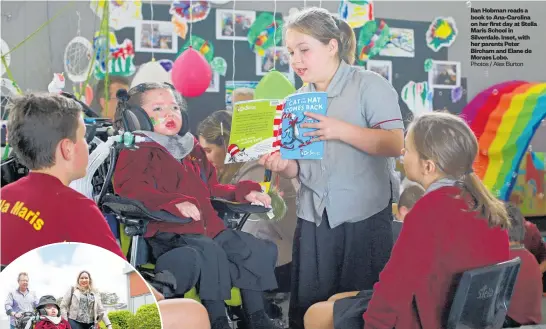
left=259, top=7, right=404, bottom=329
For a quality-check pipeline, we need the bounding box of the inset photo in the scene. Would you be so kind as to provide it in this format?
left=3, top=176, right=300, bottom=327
left=0, top=243, right=161, bottom=329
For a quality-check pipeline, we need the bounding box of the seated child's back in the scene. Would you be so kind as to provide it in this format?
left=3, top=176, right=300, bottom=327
left=1, top=93, right=123, bottom=264
left=505, top=203, right=542, bottom=325
left=392, top=184, right=424, bottom=243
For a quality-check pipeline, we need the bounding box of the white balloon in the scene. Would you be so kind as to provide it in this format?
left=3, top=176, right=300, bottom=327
left=288, top=7, right=300, bottom=16
left=130, top=61, right=172, bottom=88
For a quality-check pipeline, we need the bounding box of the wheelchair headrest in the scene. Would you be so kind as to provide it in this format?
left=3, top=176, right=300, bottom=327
left=116, top=86, right=189, bottom=136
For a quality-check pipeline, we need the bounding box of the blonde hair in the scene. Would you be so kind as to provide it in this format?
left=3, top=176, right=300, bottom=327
left=408, top=112, right=510, bottom=229
left=284, top=7, right=356, bottom=65
left=76, top=270, right=95, bottom=292
left=196, top=110, right=243, bottom=184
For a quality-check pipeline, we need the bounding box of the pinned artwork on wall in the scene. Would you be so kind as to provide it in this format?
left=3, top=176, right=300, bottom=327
left=170, top=0, right=211, bottom=23
left=1, top=39, right=10, bottom=77
left=451, top=86, right=463, bottom=103
left=366, top=60, right=392, bottom=84
left=426, top=17, right=458, bottom=52
left=211, top=57, right=228, bottom=76
left=256, top=47, right=294, bottom=82
left=424, top=58, right=433, bottom=72
left=63, top=37, right=94, bottom=83
left=135, top=20, right=178, bottom=54
left=90, top=0, right=142, bottom=30
left=225, top=80, right=259, bottom=108
left=428, top=60, right=461, bottom=89
left=338, top=0, right=374, bottom=29
left=247, top=12, right=283, bottom=56
left=93, top=31, right=136, bottom=80
left=207, top=72, right=220, bottom=93
left=179, top=36, right=215, bottom=63
left=379, top=28, right=415, bottom=58
left=171, top=15, right=188, bottom=40
left=216, top=9, right=256, bottom=41
left=401, top=81, right=433, bottom=116
left=356, top=20, right=390, bottom=64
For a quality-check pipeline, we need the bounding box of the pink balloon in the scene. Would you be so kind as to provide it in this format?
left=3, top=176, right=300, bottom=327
left=172, top=47, right=212, bottom=98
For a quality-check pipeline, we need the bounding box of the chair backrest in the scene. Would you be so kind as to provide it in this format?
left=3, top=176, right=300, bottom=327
left=122, top=106, right=153, bottom=132
left=445, top=257, right=521, bottom=329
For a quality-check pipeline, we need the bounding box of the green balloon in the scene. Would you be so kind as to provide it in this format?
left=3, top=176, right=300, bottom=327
left=255, top=70, right=295, bottom=100
left=178, top=36, right=215, bottom=63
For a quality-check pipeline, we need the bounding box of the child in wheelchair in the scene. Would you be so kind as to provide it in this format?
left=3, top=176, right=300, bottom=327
left=112, top=82, right=282, bottom=329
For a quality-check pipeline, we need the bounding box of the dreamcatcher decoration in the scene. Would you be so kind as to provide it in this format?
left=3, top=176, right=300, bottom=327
left=90, top=0, right=142, bottom=30
left=1, top=39, right=10, bottom=77
left=247, top=12, right=283, bottom=57
left=356, top=19, right=390, bottom=64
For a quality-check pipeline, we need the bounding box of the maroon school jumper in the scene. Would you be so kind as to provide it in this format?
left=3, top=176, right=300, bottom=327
left=507, top=247, right=542, bottom=325
left=1, top=173, right=124, bottom=265
left=363, top=186, right=510, bottom=329
left=113, top=136, right=261, bottom=238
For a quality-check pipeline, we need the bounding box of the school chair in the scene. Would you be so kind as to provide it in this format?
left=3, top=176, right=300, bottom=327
left=444, top=257, right=521, bottom=329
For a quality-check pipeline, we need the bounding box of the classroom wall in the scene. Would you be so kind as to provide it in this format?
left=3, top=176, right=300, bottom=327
left=1, top=0, right=545, bottom=147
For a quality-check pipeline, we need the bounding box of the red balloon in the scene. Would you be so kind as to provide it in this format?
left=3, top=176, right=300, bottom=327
left=171, top=47, right=212, bottom=98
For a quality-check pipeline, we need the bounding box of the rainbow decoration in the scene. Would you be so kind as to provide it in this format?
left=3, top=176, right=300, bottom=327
left=460, top=81, right=546, bottom=201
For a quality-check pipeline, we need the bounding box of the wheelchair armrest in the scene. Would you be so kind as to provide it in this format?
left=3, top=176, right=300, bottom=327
left=101, top=194, right=192, bottom=224
left=210, top=197, right=270, bottom=214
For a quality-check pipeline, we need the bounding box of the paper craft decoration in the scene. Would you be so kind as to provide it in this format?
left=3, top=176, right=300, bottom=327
left=255, top=70, right=296, bottom=100
left=356, top=20, right=390, bottom=64
left=179, top=36, right=214, bottom=63
left=158, top=59, right=174, bottom=73
left=247, top=13, right=283, bottom=56
left=338, top=0, right=374, bottom=29
left=170, top=0, right=210, bottom=23
left=426, top=17, right=458, bottom=52
left=48, top=73, right=66, bottom=93
left=93, top=31, right=136, bottom=80
left=379, top=28, right=414, bottom=58
left=462, top=81, right=546, bottom=201
left=226, top=81, right=259, bottom=108
left=171, top=14, right=188, bottom=39
left=64, top=37, right=93, bottom=83
left=172, top=47, right=212, bottom=98
left=510, top=151, right=546, bottom=216
left=90, top=0, right=142, bottom=30
left=424, top=58, right=433, bottom=72
left=211, top=57, right=228, bottom=76
left=451, top=86, right=463, bottom=103
left=130, top=61, right=172, bottom=88
left=216, top=9, right=256, bottom=41
left=401, top=81, right=433, bottom=115
left=1, top=39, right=10, bottom=77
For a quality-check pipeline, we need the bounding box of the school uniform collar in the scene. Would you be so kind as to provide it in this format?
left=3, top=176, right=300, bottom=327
left=424, top=178, right=458, bottom=195
left=306, top=60, right=352, bottom=98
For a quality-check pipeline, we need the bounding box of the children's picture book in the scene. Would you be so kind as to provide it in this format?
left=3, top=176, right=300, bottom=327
left=225, top=91, right=328, bottom=163
left=280, top=92, right=328, bottom=159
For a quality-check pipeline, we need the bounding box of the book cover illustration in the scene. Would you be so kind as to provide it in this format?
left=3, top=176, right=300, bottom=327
left=224, top=99, right=281, bottom=164
left=280, top=92, right=328, bottom=160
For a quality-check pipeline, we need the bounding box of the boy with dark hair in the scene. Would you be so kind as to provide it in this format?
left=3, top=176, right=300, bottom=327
left=392, top=184, right=425, bottom=242
left=95, top=76, right=130, bottom=120
left=504, top=202, right=542, bottom=326
left=0, top=93, right=124, bottom=265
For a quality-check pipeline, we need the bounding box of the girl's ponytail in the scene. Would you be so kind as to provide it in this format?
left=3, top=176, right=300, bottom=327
left=335, top=19, right=356, bottom=65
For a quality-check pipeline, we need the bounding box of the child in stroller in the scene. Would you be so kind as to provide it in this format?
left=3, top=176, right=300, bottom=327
left=34, top=295, right=71, bottom=329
